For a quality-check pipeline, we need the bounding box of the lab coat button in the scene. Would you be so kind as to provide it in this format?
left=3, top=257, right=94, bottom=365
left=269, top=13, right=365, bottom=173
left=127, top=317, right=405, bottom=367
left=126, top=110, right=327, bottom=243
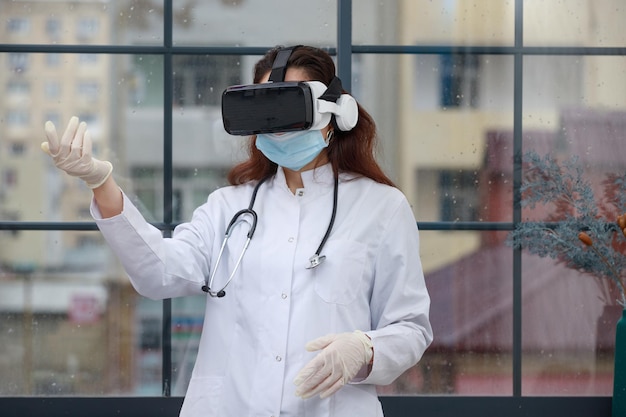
left=275, top=355, right=282, bottom=362
left=281, top=293, right=287, bottom=299
left=288, top=237, right=294, bottom=243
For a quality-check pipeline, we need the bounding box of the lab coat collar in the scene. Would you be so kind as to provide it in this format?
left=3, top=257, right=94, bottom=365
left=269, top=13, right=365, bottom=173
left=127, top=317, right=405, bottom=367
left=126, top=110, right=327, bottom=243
left=274, top=163, right=336, bottom=198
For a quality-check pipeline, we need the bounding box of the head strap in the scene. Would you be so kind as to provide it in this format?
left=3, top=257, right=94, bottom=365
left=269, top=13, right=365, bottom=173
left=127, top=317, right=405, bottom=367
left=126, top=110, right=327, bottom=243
left=319, top=76, right=343, bottom=103
left=268, top=46, right=301, bottom=82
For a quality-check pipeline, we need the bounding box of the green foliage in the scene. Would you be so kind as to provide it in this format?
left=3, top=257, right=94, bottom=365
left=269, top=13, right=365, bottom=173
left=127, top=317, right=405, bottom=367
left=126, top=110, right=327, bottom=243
left=507, top=151, right=626, bottom=306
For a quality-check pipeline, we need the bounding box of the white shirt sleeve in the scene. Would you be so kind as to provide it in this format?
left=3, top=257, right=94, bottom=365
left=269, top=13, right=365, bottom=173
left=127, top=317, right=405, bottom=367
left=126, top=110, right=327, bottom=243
left=359, top=196, right=433, bottom=386
left=91, top=191, right=211, bottom=299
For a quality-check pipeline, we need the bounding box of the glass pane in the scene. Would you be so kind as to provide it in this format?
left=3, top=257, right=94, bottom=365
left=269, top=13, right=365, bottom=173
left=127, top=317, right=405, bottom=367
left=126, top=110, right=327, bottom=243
left=524, top=0, right=626, bottom=47
left=0, top=0, right=164, bottom=46
left=354, top=0, right=514, bottom=46
left=348, top=54, right=402, bottom=181
left=171, top=296, right=204, bottom=395
left=365, top=53, right=514, bottom=221
left=134, top=297, right=163, bottom=396
left=124, top=54, right=166, bottom=221
left=170, top=55, right=249, bottom=222
left=521, top=261, right=615, bottom=396
left=0, top=231, right=162, bottom=396
left=172, top=0, right=336, bottom=47
left=385, top=231, right=513, bottom=396
left=518, top=55, right=626, bottom=395
left=0, top=53, right=164, bottom=222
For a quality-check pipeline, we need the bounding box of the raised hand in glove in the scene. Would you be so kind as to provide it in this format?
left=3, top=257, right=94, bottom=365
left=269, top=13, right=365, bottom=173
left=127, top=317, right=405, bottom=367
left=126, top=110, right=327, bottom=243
left=41, top=116, right=113, bottom=189
left=294, top=330, right=373, bottom=399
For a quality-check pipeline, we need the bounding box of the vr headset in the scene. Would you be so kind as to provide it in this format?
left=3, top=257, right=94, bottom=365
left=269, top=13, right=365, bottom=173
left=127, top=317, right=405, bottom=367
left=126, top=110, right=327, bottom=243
left=221, top=46, right=358, bottom=136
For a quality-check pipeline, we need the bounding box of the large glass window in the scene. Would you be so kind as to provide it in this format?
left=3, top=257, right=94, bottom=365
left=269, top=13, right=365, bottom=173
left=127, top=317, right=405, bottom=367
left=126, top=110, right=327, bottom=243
left=1, top=0, right=622, bottom=415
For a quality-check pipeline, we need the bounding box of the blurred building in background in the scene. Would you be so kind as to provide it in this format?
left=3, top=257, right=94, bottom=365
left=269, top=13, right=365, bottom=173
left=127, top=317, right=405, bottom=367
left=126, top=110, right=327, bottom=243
left=0, top=0, right=625, bottom=398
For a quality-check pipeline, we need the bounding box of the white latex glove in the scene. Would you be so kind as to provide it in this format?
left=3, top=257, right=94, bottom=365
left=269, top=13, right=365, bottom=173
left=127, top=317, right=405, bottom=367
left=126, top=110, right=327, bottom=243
left=294, top=330, right=373, bottom=399
left=41, top=116, right=113, bottom=189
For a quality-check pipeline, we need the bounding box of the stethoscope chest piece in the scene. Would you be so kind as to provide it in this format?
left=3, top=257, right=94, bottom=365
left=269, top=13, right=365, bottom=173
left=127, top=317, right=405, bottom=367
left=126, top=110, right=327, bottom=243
left=306, top=254, right=326, bottom=269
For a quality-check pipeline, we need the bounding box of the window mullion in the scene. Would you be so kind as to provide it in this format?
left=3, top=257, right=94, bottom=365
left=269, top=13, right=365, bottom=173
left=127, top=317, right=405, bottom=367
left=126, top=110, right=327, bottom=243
left=161, top=0, right=174, bottom=398
left=336, top=0, right=352, bottom=91
left=512, top=0, right=524, bottom=398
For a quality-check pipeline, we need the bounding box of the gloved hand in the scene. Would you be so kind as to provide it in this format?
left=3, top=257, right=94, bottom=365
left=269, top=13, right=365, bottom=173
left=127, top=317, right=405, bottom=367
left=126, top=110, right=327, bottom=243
left=41, top=116, right=113, bottom=189
left=294, top=330, right=373, bottom=399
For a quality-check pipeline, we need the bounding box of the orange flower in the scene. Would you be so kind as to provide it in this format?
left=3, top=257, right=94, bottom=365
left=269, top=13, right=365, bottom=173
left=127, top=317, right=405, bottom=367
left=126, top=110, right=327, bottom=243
left=578, top=231, right=593, bottom=246
left=618, top=214, right=626, bottom=230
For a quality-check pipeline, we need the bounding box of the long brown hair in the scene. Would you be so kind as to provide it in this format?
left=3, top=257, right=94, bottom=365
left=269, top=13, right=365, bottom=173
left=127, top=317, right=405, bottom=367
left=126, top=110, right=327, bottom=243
left=227, top=45, right=395, bottom=187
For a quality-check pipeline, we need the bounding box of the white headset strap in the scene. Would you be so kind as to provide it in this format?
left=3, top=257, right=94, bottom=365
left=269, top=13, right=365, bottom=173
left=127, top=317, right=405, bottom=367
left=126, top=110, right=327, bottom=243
left=316, top=99, right=342, bottom=115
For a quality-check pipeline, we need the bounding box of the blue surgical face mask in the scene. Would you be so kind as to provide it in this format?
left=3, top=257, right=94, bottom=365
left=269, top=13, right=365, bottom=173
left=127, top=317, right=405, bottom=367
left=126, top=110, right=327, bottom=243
left=256, top=129, right=329, bottom=171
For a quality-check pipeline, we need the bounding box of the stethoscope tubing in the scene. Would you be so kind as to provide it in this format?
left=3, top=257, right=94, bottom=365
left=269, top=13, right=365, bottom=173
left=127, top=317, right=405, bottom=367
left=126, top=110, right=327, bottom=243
left=305, top=175, right=338, bottom=269
left=203, top=177, right=268, bottom=297
left=204, top=210, right=255, bottom=298
left=202, top=173, right=338, bottom=297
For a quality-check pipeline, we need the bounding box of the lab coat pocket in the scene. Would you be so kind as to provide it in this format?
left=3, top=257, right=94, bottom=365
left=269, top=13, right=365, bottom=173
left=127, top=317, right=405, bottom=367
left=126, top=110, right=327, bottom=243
left=179, top=376, right=223, bottom=417
left=313, top=239, right=367, bottom=305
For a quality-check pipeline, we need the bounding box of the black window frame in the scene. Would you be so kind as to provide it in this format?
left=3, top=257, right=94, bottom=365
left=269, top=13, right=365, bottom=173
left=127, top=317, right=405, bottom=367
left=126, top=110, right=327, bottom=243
left=0, top=0, right=620, bottom=415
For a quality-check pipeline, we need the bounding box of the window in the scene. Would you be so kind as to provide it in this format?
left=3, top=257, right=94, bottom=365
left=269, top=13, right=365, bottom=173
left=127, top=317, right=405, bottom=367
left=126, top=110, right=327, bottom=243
left=1, top=1, right=622, bottom=416
left=76, top=81, right=99, bottom=101
left=140, top=317, right=162, bottom=350
left=6, top=110, right=29, bottom=127
left=46, top=53, right=61, bottom=67
left=44, top=81, right=61, bottom=99
left=172, top=55, right=241, bottom=107
left=75, top=234, right=100, bottom=247
left=76, top=17, right=99, bottom=40
left=7, top=80, right=30, bottom=95
left=8, top=53, right=28, bottom=73
left=440, top=54, right=480, bottom=108
left=439, top=170, right=479, bottom=221
left=78, top=54, right=98, bottom=65
left=44, top=111, right=61, bottom=128
left=77, top=113, right=98, bottom=126
left=45, top=18, right=61, bottom=40
left=7, top=18, right=29, bottom=35
left=9, top=142, right=27, bottom=156
left=3, top=168, right=18, bottom=187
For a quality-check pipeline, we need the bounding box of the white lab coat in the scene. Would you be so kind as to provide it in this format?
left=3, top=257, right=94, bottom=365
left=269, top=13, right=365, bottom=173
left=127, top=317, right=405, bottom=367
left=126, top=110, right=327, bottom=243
left=92, top=164, right=432, bottom=417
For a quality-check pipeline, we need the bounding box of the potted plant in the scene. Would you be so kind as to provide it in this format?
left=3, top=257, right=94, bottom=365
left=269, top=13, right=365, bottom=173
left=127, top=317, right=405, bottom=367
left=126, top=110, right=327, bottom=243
left=507, top=150, right=626, bottom=416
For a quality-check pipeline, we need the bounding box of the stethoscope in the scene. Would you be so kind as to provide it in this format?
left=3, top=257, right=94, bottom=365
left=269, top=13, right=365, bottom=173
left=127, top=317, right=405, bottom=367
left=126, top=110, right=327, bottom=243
left=202, top=174, right=339, bottom=298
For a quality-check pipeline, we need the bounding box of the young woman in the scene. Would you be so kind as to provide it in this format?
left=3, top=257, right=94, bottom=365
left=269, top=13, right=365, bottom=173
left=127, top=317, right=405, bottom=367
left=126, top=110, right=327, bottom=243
left=42, top=45, right=432, bottom=417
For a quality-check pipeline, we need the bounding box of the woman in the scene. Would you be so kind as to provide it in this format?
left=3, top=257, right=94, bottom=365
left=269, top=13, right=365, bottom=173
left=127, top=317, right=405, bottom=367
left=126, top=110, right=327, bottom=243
left=42, top=45, right=432, bottom=417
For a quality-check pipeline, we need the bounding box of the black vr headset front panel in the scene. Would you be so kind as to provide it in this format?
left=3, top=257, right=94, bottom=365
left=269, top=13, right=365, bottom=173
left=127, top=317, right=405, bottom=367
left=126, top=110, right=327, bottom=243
left=222, top=81, right=315, bottom=136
